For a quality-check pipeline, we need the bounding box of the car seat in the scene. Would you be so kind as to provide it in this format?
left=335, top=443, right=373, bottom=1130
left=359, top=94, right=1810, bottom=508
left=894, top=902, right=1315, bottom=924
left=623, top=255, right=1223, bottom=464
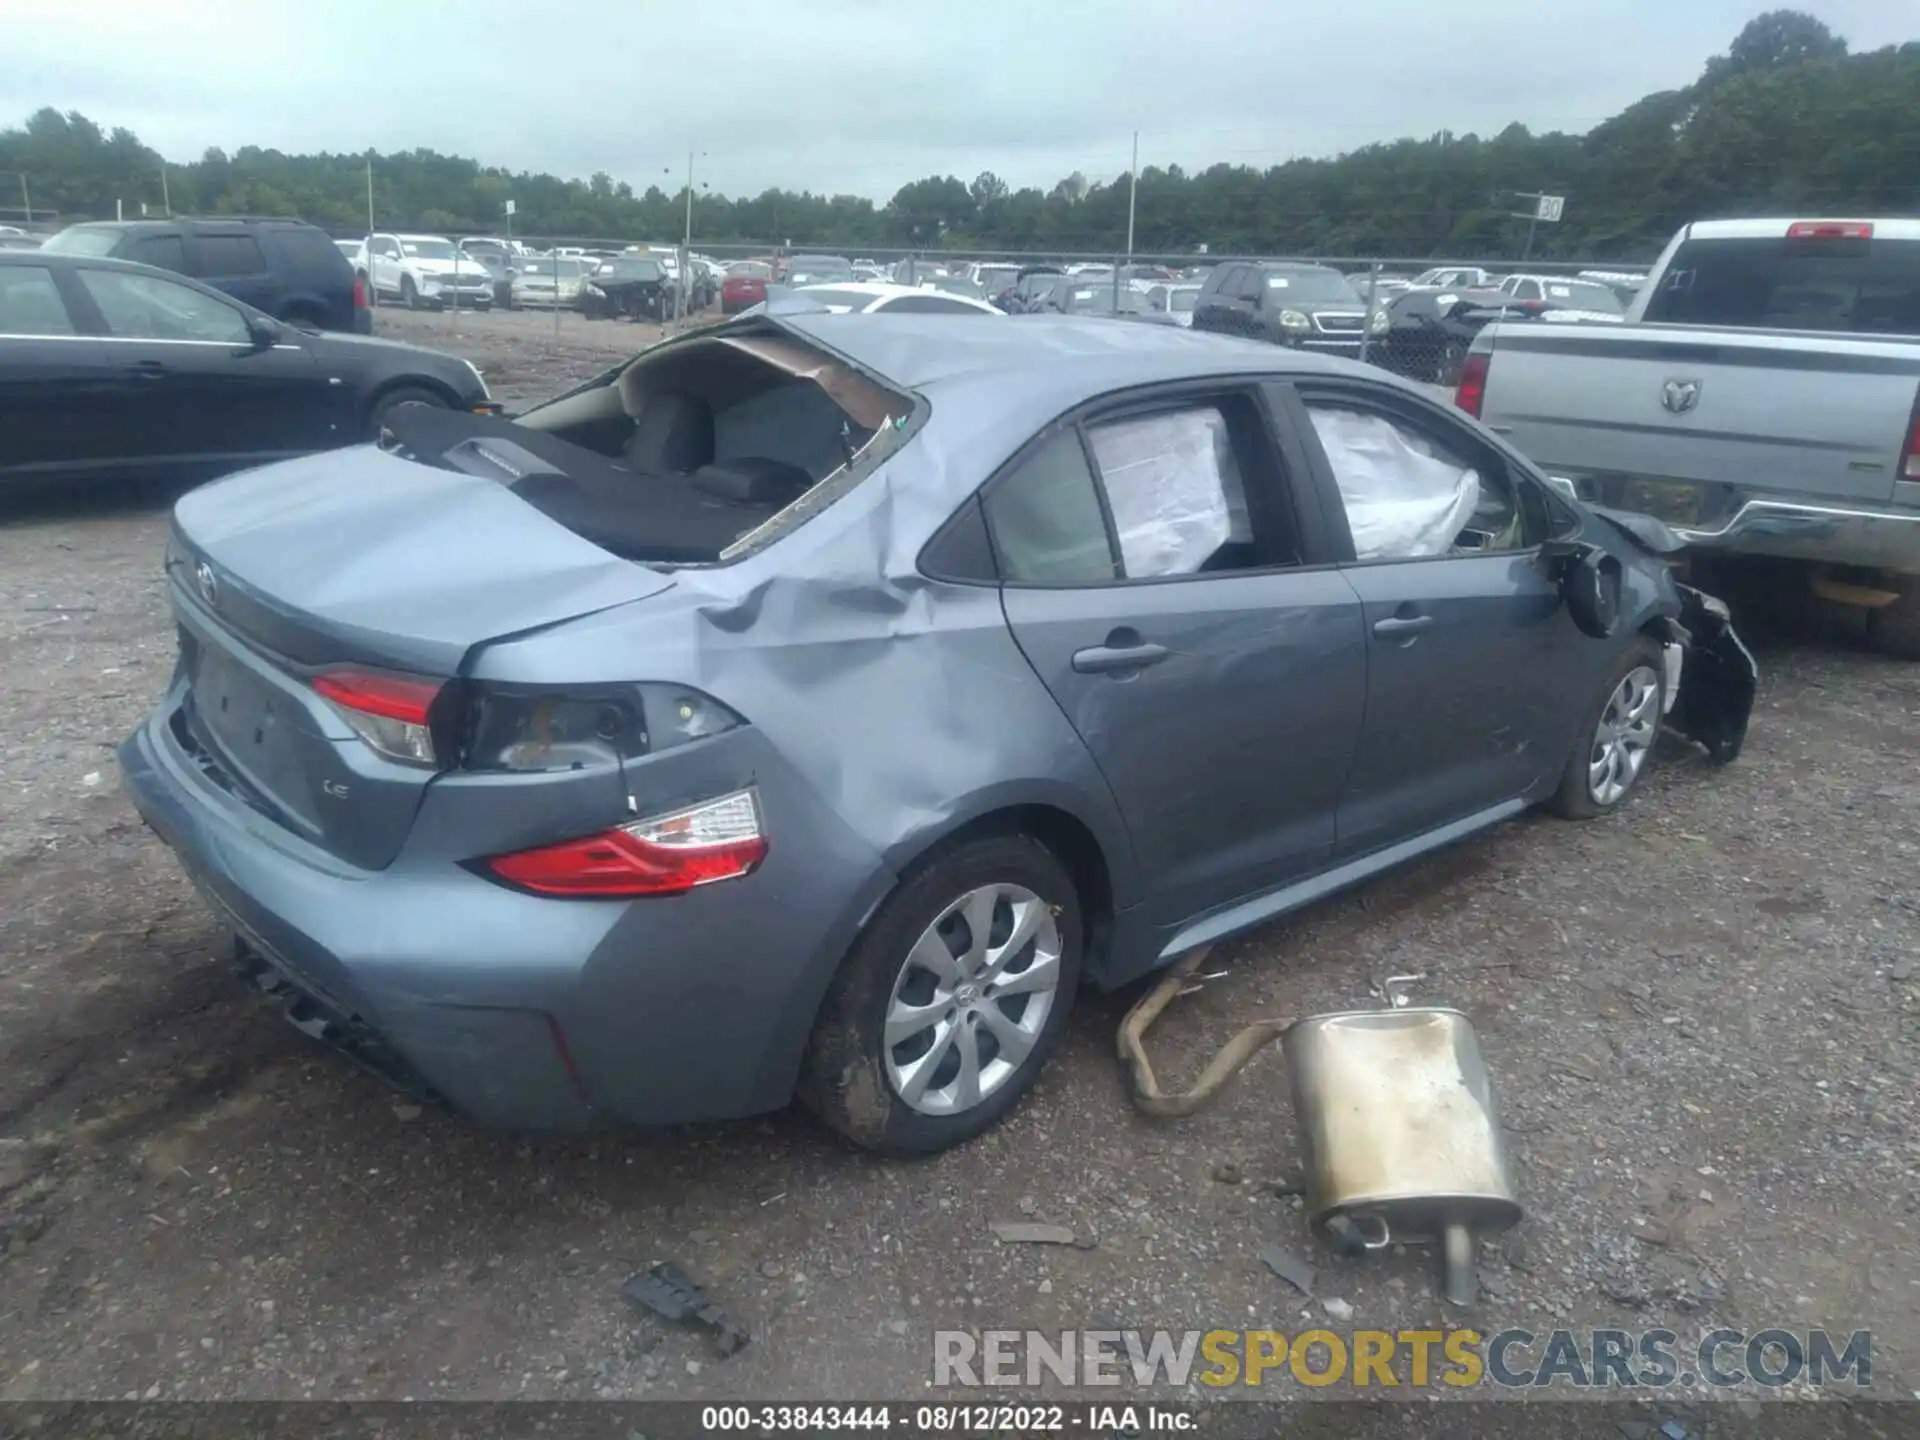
left=622, top=392, right=714, bottom=474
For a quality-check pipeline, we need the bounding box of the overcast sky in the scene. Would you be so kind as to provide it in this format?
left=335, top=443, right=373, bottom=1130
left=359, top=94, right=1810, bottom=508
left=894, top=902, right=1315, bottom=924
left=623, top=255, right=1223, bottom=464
left=0, top=0, right=1909, bottom=200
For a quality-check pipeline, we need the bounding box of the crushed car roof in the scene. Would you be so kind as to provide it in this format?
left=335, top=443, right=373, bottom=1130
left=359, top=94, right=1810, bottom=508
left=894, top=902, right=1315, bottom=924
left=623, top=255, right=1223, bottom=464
left=767, top=311, right=1361, bottom=399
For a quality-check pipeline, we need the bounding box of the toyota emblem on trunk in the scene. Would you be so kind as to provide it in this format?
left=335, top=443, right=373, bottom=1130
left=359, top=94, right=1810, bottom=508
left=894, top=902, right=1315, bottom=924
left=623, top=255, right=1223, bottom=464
left=1661, top=378, right=1702, bottom=415
left=195, top=561, right=219, bottom=607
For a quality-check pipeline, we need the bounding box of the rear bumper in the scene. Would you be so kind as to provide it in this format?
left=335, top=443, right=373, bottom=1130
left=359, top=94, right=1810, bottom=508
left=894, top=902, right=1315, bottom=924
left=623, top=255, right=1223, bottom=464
left=1550, top=473, right=1920, bottom=573
left=1672, top=500, right=1920, bottom=573
left=120, top=706, right=605, bottom=1129
left=118, top=687, right=894, bottom=1131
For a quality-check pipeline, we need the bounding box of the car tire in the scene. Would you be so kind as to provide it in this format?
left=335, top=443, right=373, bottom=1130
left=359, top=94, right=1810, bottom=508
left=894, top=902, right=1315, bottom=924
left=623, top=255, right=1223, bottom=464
left=1866, top=576, right=1920, bottom=660
left=401, top=276, right=420, bottom=310
left=1547, top=636, right=1666, bottom=820
left=365, top=384, right=448, bottom=440
left=800, top=832, right=1082, bottom=1156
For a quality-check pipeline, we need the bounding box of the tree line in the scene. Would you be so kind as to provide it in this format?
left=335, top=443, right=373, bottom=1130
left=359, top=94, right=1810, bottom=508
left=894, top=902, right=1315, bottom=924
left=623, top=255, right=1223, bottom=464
left=2, top=11, right=1914, bottom=262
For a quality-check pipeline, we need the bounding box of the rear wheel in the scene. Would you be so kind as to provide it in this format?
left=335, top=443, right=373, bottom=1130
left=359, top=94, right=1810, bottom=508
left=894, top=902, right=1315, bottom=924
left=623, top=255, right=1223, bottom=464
left=1548, top=638, right=1665, bottom=819
left=800, top=833, right=1081, bottom=1155
left=1866, top=575, right=1920, bottom=660
left=365, top=384, right=448, bottom=440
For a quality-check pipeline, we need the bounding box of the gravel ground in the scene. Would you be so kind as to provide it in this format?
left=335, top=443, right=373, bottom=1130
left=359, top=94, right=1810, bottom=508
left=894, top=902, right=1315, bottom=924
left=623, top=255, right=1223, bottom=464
left=1, top=311, right=1916, bottom=1409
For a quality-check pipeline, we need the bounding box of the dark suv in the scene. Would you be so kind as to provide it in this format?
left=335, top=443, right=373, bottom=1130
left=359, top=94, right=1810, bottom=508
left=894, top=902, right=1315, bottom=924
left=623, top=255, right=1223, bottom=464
left=42, top=218, right=371, bottom=334
left=1189, top=260, right=1384, bottom=356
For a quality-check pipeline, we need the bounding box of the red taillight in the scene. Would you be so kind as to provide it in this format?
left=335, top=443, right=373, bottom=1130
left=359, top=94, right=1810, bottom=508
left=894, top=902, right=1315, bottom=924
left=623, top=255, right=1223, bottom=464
left=1455, top=351, right=1490, bottom=418
left=312, top=669, right=440, bottom=724
left=1903, top=400, right=1920, bottom=481
left=312, top=668, right=443, bottom=766
left=484, top=789, right=767, bottom=898
left=353, top=275, right=369, bottom=310
left=1786, top=221, right=1873, bottom=240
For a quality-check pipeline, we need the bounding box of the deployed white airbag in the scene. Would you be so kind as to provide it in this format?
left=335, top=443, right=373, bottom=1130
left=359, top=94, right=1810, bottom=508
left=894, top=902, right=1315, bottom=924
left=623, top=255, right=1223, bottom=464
left=1088, top=408, right=1252, bottom=578
left=1308, top=407, right=1480, bottom=560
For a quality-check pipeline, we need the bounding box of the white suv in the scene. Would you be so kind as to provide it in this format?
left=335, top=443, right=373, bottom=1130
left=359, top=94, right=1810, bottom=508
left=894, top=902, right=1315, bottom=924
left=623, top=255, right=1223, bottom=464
left=363, top=232, right=494, bottom=310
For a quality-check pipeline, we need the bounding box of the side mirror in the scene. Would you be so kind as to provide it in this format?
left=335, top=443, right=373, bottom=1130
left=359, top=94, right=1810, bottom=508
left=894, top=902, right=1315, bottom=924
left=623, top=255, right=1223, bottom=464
left=1544, top=540, right=1623, bottom=639
left=245, top=316, right=283, bottom=349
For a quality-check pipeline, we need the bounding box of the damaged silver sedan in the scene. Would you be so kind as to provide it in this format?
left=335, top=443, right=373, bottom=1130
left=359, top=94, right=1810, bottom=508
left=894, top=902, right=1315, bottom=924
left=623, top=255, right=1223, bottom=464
left=119, top=305, right=1756, bottom=1155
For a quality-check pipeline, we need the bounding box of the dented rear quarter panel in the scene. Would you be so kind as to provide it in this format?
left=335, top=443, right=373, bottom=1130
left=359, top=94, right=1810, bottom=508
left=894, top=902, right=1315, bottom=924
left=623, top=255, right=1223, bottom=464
left=465, top=407, right=1144, bottom=1115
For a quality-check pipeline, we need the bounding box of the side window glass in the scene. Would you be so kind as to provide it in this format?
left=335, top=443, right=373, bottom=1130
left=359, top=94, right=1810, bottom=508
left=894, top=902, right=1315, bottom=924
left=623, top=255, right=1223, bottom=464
left=1086, top=406, right=1257, bottom=578
left=982, top=430, right=1119, bottom=584
left=0, top=266, right=76, bottom=335
left=135, top=234, right=188, bottom=273
left=76, top=270, right=250, bottom=344
left=196, top=234, right=268, bottom=275
left=1306, top=402, right=1531, bottom=560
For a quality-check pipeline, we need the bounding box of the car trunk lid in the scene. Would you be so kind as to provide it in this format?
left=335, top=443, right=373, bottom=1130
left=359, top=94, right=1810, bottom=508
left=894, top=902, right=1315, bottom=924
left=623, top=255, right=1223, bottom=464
left=166, top=446, right=671, bottom=868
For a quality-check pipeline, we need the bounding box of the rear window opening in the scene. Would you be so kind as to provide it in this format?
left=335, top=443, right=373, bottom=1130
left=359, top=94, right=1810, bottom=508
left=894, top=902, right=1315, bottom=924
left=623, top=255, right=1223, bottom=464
left=1642, top=234, right=1920, bottom=334
left=377, top=324, right=914, bottom=566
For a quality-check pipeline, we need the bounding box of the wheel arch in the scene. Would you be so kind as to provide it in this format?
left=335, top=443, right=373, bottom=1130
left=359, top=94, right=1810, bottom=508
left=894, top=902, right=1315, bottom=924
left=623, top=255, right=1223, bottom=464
left=870, top=789, right=1132, bottom=983
left=360, top=375, right=464, bottom=432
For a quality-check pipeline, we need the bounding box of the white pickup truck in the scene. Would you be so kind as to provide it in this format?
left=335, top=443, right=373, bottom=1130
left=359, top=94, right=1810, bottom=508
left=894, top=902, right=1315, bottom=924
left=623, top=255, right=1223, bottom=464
left=1462, top=218, right=1920, bottom=657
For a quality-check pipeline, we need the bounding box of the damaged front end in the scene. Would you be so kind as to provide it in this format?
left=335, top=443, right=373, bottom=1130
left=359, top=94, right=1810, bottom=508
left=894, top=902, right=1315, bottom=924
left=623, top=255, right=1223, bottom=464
left=1585, top=504, right=1757, bottom=764
left=1661, top=583, right=1757, bottom=763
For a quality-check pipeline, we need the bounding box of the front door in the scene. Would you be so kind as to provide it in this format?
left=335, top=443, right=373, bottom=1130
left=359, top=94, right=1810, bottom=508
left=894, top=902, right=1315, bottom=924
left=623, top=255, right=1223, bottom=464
left=986, top=389, right=1367, bottom=931
left=67, top=264, right=335, bottom=475
left=1287, top=383, right=1588, bottom=858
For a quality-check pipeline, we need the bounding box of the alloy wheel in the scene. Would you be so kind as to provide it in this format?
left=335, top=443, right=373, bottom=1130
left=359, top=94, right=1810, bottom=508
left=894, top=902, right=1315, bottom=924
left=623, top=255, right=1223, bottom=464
left=883, top=883, right=1062, bottom=1117
left=1588, top=665, right=1660, bottom=805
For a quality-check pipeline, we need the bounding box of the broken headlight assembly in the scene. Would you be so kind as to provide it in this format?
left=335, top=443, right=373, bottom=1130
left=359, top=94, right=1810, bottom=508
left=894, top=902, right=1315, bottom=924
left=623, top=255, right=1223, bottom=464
left=455, top=682, right=743, bottom=772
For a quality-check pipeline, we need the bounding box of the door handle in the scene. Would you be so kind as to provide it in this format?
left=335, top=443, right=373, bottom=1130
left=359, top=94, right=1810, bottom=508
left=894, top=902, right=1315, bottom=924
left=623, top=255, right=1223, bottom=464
left=1072, top=642, right=1169, bottom=675
left=124, top=360, right=168, bottom=380
left=1372, top=614, right=1433, bottom=638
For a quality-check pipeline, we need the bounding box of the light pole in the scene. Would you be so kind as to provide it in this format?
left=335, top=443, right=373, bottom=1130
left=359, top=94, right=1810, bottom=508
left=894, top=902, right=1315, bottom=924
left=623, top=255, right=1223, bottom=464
left=680, top=149, right=707, bottom=321
left=0, top=171, right=30, bottom=225
left=1116, top=129, right=1138, bottom=312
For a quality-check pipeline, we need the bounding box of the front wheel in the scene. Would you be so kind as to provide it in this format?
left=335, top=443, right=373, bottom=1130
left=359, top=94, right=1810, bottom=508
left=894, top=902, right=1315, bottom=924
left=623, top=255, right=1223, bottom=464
left=365, top=384, right=448, bottom=440
left=1547, top=638, right=1666, bottom=819
left=801, top=833, right=1082, bottom=1155
left=401, top=276, right=420, bottom=310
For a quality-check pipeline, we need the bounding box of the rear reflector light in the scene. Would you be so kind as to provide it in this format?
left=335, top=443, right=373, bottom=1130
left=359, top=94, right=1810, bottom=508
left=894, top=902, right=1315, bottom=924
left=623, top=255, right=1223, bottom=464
left=1786, top=221, right=1873, bottom=240
left=353, top=275, right=369, bottom=310
left=484, top=789, right=767, bottom=898
left=1455, top=351, right=1491, bottom=418
left=312, top=668, right=443, bottom=766
left=1904, top=402, right=1920, bottom=481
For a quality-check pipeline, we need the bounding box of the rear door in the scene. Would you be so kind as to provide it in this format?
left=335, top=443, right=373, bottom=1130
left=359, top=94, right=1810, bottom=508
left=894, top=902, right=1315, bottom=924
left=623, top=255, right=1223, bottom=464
left=67, top=264, right=333, bottom=473
left=0, top=262, right=113, bottom=482
left=1285, top=381, right=1591, bottom=857
left=989, top=382, right=1367, bottom=931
